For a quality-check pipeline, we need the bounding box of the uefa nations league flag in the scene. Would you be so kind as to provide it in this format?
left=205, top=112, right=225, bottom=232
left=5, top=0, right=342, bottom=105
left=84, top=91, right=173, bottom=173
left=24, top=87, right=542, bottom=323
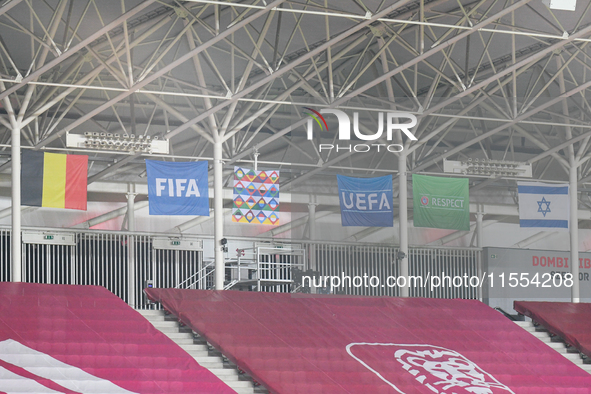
left=518, top=182, right=569, bottom=231
left=233, top=167, right=280, bottom=225
left=146, top=160, right=209, bottom=216
left=413, top=174, right=470, bottom=231
left=337, top=175, right=393, bottom=227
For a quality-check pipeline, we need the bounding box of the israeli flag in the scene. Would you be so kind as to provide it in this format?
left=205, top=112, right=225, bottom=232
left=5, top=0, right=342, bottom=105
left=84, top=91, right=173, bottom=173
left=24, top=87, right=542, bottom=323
left=518, top=182, right=569, bottom=231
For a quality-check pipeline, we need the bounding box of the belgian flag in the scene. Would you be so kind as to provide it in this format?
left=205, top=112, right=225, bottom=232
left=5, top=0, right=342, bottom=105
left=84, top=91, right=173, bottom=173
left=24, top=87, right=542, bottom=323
left=21, top=150, right=88, bottom=210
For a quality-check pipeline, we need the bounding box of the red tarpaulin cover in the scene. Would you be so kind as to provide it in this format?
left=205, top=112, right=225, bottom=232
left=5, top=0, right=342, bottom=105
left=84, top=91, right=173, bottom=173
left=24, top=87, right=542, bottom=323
left=514, top=301, right=591, bottom=358
left=146, top=288, right=591, bottom=394
left=0, top=282, right=236, bottom=393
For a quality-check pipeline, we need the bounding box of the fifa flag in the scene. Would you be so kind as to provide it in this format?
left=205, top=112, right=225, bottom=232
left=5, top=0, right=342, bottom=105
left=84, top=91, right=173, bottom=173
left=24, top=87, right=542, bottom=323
left=21, top=150, right=88, bottom=210
left=232, top=167, right=280, bottom=225
left=518, top=182, right=569, bottom=231
left=146, top=160, right=209, bottom=216
left=337, top=175, right=393, bottom=227
left=413, top=174, right=470, bottom=231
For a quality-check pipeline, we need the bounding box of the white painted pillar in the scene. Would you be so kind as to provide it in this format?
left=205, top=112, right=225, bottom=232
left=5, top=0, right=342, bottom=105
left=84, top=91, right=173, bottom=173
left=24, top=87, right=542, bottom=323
left=127, top=184, right=136, bottom=232
left=570, top=165, right=580, bottom=302
left=398, top=153, right=409, bottom=297
left=476, top=211, right=484, bottom=302
left=214, top=141, right=225, bottom=290
left=476, top=212, right=483, bottom=248
left=127, top=183, right=136, bottom=307
left=11, top=123, right=21, bottom=282
left=308, top=202, right=317, bottom=271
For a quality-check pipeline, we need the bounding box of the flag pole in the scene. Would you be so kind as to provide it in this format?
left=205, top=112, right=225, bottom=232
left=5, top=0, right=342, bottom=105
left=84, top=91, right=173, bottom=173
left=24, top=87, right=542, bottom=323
left=398, top=152, right=409, bottom=297
left=127, top=183, right=136, bottom=307
left=11, top=122, right=21, bottom=282
left=570, top=164, right=579, bottom=303
left=214, top=140, right=225, bottom=290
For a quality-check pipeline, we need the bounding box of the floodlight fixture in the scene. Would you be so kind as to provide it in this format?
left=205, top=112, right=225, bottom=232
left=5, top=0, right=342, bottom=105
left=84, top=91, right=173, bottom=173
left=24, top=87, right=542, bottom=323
left=542, top=0, right=576, bottom=11
left=66, top=132, right=169, bottom=154
left=443, top=158, right=532, bottom=178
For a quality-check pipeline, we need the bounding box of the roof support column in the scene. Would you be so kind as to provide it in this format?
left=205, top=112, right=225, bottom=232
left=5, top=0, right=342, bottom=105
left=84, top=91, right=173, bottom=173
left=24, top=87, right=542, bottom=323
left=11, top=122, right=21, bottom=282
left=476, top=211, right=484, bottom=301
left=127, top=183, right=137, bottom=307
left=557, top=56, right=580, bottom=303
left=308, top=201, right=318, bottom=272
left=214, top=140, right=225, bottom=290
left=570, top=164, right=580, bottom=303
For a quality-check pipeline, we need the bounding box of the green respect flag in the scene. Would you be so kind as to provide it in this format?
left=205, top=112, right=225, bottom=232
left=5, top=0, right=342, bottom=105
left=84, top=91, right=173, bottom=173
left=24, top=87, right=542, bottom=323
left=412, top=174, right=470, bottom=231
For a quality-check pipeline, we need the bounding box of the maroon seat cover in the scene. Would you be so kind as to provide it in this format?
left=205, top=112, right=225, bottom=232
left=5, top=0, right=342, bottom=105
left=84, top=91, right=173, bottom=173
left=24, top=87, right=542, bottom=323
left=514, top=301, right=591, bottom=358
left=0, top=282, right=236, bottom=393
left=146, top=288, right=591, bottom=394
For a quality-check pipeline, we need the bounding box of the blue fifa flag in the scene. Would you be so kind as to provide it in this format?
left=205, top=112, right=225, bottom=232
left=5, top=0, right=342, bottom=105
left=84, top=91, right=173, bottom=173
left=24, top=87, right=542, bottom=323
left=337, top=175, right=393, bottom=227
left=518, top=181, right=569, bottom=231
left=146, top=160, right=209, bottom=216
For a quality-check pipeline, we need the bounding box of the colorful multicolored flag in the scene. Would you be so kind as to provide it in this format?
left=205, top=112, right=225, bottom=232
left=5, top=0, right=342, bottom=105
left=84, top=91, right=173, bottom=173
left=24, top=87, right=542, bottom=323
left=232, top=167, right=279, bottom=225
left=21, top=150, right=88, bottom=210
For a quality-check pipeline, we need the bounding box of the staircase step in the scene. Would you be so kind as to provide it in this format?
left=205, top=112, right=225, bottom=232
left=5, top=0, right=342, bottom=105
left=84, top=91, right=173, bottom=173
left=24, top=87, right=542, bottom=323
left=154, top=326, right=183, bottom=334
left=162, top=332, right=194, bottom=340
left=562, top=353, right=583, bottom=364
left=530, top=331, right=551, bottom=339
left=549, top=345, right=568, bottom=354
left=184, top=349, right=210, bottom=357
left=140, top=306, right=264, bottom=393
left=148, top=320, right=179, bottom=327
left=143, top=315, right=174, bottom=323
left=198, top=362, right=225, bottom=369
left=179, top=344, right=209, bottom=351
left=513, top=321, right=534, bottom=328
left=227, top=380, right=257, bottom=388
left=136, top=309, right=165, bottom=316
left=232, top=389, right=255, bottom=394
left=209, top=368, right=239, bottom=376
left=194, top=356, right=223, bottom=363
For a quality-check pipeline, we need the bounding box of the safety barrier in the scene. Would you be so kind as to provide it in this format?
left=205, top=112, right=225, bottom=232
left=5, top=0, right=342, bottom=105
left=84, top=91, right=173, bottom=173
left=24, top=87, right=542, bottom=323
left=0, top=227, right=481, bottom=306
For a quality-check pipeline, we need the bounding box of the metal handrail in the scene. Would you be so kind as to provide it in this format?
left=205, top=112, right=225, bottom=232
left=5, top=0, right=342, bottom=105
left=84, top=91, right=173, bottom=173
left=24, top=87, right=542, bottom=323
left=176, top=262, right=214, bottom=289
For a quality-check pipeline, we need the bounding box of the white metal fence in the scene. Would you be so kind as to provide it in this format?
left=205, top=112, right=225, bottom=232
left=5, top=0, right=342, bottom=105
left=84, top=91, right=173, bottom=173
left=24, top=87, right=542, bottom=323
left=0, top=227, right=481, bottom=306
left=309, top=243, right=480, bottom=298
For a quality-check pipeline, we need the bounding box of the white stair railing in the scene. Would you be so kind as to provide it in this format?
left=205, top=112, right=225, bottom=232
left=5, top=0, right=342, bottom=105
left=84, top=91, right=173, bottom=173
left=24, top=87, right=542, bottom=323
left=176, top=262, right=215, bottom=289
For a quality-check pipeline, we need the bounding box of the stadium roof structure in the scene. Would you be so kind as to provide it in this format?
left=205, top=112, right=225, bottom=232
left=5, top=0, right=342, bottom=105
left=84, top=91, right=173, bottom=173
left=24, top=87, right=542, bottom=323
left=0, top=1, right=589, bottom=185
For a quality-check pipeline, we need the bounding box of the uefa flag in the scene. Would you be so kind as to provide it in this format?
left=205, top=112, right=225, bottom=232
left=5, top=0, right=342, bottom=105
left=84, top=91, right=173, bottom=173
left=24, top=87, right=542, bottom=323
left=518, top=182, right=569, bottom=231
left=21, top=150, right=88, bottom=210
left=337, top=175, right=393, bottom=227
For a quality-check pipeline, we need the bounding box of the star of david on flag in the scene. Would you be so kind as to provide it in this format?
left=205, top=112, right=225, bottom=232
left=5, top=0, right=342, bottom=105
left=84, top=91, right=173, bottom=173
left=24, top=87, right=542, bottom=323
left=518, top=182, right=569, bottom=231
left=537, top=197, right=551, bottom=217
